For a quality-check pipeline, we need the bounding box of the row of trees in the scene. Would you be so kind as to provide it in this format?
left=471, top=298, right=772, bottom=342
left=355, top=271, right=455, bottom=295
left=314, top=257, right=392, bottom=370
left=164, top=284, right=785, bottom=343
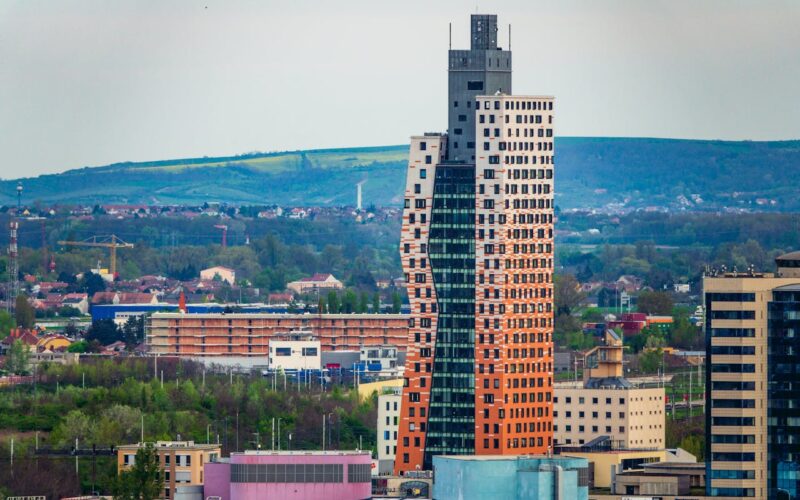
left=317, top=289, right=402, bottom=314
left=7, top=215, right=403, bottom=294
left=0, top=357, right=379, bottom=496
left=560, top=238, right=784, bottom=290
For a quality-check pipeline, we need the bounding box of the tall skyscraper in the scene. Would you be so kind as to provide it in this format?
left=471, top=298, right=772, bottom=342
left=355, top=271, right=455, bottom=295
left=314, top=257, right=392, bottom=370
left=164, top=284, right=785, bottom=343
left=395, top=14, right=555, bottom=474
left=704, top=253, right=800, bottom=499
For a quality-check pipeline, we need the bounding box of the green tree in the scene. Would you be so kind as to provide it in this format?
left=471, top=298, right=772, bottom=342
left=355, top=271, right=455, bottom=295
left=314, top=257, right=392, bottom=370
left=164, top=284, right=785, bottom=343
left=113, top=443, right=165, bottom=500
left=86, top=319, right=122, bottom=345
left=81, top=270, right=107, bottom=296
left=56, top=410, right=92, bottom=446
left=14, top=294, right=35, bottom=329
left=372, top=292, right=381, bottom=313
left=555, top=274, right=585, bottom=316
left=0, top=310, right=15, bottom=339
left=327, top=291, right=340, bottom=314
left=637, top=290, right=674, bottom=315
left=357, top=291, right=369, bottom=314
left=95, top=405, right=143, bottom=445
left=639, top=348, right=663, bottom=373
left=391, top=291, right=402, bottom=314
left=5, top=338, right=30, bottom=374
left=678, top=434, right=705, bottom=461
left=341, top=289, right=358, bottom=313
left=122, top=316, right=145, bottom=346
left=670, top=312, right=701, bottom=350
left=317, top=295, right=327, bottom=314
left=67, top=340, right=88, bottom=353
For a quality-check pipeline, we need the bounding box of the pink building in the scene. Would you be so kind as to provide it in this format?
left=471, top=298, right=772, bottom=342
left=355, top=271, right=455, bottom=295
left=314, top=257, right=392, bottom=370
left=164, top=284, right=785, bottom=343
left=204, top=450, right=372, bottom=500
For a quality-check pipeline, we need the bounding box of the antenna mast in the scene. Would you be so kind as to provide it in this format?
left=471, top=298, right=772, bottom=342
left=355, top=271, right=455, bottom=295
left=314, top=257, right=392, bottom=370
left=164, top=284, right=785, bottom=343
left=8, top=221, right=19, bottom=312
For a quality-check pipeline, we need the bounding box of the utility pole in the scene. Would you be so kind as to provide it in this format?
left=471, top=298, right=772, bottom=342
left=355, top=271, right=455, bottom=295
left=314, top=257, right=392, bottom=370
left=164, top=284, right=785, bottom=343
left=322, top=415, right=326, bottom=451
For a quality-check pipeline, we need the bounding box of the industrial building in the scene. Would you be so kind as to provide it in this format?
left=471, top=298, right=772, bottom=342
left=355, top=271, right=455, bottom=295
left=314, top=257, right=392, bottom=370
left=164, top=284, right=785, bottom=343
left=432, top=455, right=589, bottom=500
left=396, top=12, right=556, bottom=474
left=203, top=450, right=372, bottom=500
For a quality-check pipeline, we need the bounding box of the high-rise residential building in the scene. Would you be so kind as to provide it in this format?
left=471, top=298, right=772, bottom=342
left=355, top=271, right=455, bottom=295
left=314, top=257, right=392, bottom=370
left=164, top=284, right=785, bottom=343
left=704, top=252, right=800, bottom=499
left=395, top=13, right=555, bottom=474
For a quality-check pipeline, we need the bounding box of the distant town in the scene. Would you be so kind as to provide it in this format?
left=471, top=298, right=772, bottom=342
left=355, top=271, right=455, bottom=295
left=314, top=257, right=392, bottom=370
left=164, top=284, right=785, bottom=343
left=1, top=8, right=799, bottom=500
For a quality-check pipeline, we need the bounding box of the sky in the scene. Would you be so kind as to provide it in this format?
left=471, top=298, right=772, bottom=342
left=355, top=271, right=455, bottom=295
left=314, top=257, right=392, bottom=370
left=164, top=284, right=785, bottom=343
left=1, top=0, right=798, bottom=178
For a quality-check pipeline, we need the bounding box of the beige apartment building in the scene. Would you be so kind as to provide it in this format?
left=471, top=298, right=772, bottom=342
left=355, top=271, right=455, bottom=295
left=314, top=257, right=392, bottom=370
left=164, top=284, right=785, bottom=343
left=704, top=252, right=800, bottom=499
left=554, top=331, right=665, bottom=450
left=117, top=441, right=221, bottom=499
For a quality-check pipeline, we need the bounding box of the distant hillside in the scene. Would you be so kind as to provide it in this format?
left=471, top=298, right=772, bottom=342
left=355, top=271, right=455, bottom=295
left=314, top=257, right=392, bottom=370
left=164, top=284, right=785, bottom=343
left=2, top=138, right=799, bottom=210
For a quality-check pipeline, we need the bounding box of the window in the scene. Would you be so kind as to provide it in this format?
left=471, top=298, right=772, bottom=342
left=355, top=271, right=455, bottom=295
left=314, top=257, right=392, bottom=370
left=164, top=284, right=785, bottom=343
left=489, top=155, right=500, bottom=164
left=420, top=168, right=427, bottom=179
left=458, top=114, right=467, bottom=122
left=302, top=347, right=318, bottom=356
left=467, top=81, right=484, bottom=90
left=425, top=155, right=432, bottom=164
left=420, top=142, right=427, bottom=151
left=275, top=347, right=291, bottom=356
left=710, top=310, right=755, bottom=320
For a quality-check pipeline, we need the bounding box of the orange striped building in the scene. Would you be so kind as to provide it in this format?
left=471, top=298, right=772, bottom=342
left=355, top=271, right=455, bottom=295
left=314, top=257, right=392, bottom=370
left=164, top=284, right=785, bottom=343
left=147, top=313, right=410, bottom=357
left=394, top=13, right=554, bottom=474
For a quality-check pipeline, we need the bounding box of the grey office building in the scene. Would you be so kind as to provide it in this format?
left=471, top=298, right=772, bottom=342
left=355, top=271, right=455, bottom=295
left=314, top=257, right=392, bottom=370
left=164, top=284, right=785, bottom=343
left=447, top=14, right=512, bottom=162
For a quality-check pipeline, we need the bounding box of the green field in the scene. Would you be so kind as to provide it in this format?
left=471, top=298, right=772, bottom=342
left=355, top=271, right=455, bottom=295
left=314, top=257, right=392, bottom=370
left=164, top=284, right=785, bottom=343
left=3, top=138, right=800, bottom=209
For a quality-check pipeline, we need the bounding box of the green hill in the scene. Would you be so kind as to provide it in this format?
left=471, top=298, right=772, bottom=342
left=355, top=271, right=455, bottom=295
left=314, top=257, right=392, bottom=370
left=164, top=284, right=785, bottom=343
left=2, top=138, right=799, bottom=210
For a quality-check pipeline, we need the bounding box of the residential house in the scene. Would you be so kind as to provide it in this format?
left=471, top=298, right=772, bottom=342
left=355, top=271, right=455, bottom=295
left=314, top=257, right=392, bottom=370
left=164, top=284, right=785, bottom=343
left=200, top=266, right=236, bottom=286
left=286, top=273, right=344, bottom=294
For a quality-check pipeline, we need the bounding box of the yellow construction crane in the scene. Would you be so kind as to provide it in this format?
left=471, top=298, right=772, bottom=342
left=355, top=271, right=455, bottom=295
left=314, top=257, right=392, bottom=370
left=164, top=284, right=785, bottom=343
left=57, top=235, right=134, bottom=278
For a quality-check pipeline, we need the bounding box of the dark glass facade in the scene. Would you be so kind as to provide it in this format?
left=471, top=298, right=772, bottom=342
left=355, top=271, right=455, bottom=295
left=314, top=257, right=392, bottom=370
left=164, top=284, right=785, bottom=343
left=424, top=163, right=476, bottom=468
left=769, top=289, right=800, bottom=500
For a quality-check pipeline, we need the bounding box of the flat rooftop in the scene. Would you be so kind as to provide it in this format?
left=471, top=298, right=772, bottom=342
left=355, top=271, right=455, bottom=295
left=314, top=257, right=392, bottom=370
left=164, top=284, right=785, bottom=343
left=118, top=441, right=221, bottom=451
left=436, top=454, right=573, bottom=462
left=238, top=450, right=370, bottom=457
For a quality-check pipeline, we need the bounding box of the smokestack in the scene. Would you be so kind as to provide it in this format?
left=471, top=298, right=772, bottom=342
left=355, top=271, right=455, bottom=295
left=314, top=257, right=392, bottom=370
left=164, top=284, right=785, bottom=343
left=357, top=183, right=363, bottom=211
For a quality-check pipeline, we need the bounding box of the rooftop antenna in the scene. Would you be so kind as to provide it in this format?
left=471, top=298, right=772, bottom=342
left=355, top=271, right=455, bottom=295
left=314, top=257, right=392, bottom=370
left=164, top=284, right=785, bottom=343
left=449, top=22, right=452, bottom=50
left=508, top=24, right=511, bottom=50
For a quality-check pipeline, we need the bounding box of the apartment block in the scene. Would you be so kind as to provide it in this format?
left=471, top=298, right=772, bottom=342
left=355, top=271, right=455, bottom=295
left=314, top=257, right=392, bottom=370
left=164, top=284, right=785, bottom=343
left=704, top=252, right=800, bottom=499
left=147, top=313, right=409, bottom=357
left=395, top=13, right=555, bottom=474
left=118, top=441, right=221, bottom=499
left=377, top=388, right=402, bottom=475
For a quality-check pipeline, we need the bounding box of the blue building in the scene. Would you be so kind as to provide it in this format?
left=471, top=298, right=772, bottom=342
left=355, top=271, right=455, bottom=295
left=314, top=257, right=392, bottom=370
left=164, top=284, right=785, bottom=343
left=432, top=455, right=589, bottom=500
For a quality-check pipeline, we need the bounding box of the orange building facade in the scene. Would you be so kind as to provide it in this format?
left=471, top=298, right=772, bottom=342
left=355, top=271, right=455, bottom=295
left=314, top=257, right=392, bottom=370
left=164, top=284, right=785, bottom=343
left=147, top=313, right=410, bottom=356
left=394, top=14, right=554, bottom=474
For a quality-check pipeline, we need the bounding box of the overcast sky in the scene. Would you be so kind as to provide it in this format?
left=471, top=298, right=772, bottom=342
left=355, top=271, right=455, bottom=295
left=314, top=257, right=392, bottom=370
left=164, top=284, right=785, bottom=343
left=1, top=0, right=798, bottom=179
